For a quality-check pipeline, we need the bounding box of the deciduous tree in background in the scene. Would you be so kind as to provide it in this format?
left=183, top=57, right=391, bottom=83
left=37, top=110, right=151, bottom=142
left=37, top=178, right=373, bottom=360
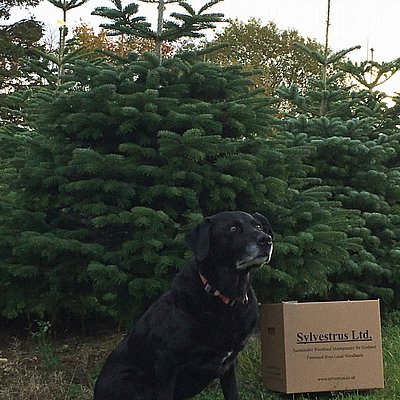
left=206, top=18, right=325, bottom=95
left=72, top=23, right=173, bottom=59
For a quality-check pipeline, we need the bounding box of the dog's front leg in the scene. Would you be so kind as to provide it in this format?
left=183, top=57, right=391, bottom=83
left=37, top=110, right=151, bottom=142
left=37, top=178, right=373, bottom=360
left=155, top=359, right=177, bottom=400
left=220, top=362, right=240, bottom=400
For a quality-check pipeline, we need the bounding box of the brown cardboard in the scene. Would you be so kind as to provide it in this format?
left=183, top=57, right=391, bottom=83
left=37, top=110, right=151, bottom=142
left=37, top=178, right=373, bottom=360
left=260, top=300, right=384, bottom=394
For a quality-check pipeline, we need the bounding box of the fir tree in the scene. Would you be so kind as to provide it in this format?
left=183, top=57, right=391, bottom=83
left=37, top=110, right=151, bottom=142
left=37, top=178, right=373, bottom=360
left=21, top=0, right=95, bottom=89
left=340, top=56, right=400, bottom=92
left=278, top=44, right=400, bottom=310
left=92, top=0, right=224, bottom=62
left=0, top=0, right=273, bottom=325
left=1, top=51, right=363, bottom=321
left=0, top=52, right=276, bottom=324
left=0, top=0, right=380, bottom=327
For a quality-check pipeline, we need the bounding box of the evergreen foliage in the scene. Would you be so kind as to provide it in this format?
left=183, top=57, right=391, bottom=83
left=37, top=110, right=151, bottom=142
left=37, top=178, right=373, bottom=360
left=92, top=0, right=224, bottom=60
left=0, top=46, right=362, bottom=325
left=278, top=47, right=400, bottom=310
left=0, top=0, right=43, bottom=126
left=0, top=49, right=275, bottom=323
left=340, top=57, right=400, bottom=91
left=2, top=0, right=400, bottom=328
left=26, top=0, right=92, bottom=87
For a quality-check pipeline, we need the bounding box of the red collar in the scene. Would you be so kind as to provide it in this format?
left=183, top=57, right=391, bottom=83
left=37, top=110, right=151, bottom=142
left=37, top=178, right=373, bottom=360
left=199, top=273, right=248, bottom=307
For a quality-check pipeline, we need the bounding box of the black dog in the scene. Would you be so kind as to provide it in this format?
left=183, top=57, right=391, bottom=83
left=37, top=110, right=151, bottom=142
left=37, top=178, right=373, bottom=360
left=94, top=211, right=273, bottom=400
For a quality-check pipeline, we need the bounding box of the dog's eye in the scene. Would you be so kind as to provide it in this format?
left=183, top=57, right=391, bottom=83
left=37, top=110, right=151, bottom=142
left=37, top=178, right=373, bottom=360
left=255, top=224, right=262, bottom=231
left=229, top=226, right=237, bottom=232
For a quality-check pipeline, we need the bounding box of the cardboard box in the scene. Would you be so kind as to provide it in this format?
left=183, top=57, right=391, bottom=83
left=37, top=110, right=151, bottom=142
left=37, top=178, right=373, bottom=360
left=260, top=300, right=384, bottom=394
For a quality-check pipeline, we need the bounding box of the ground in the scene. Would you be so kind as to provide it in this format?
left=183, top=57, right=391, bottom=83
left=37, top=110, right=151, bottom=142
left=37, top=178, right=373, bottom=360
left=0, top=323, right=399, bottom=400
left=0, top=328, right=124, bottom=400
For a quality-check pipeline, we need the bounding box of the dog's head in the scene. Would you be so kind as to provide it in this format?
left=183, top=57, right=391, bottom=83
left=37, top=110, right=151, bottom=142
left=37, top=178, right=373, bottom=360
left=185, top=211, right=273, bottom=270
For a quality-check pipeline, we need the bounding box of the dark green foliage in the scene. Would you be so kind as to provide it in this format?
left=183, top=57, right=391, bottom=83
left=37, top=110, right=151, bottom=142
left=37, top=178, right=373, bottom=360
left=340, top=57, right=400, bottom=91
left=0, top=54, right=274, bottom=323
left=92, top=0, right=224, bottom=59
left=92, top=0, right=151, bottom=39
left=3, top=1, right=400, bottom=327
left=0, top=19, right=43, bottom=90
left=252, top=134, right=363, bottom=304
left=92, top=0, right=225, bottom=40
left=0, top=1, right=42, bottom=119
left=0, top=18, right=43, bottom=126
left=278, top=53, right=400, bottom=309
left=0, top=46, right=365, bottom=324
left=1, top=0, right=40, bottom=19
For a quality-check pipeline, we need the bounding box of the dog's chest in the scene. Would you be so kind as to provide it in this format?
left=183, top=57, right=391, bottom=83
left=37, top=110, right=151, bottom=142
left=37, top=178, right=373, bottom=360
left=210, top=350, right=236, bottom=374
left=187, top=318, right=253, bottom=372
left=184, top=346, right=237, bottom=377
left=174, top=346, right=240, bottom=399
left=221, top=350, right=233, bottom=364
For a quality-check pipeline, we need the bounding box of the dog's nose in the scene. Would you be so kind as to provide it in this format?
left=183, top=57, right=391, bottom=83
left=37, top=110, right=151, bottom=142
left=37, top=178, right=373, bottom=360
left=257, top=233, right=273, bottom=246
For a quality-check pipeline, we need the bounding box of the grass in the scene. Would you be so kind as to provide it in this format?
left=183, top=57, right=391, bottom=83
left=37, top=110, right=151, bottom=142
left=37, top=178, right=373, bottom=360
left=195, top=324, right=400, bottom=400
left=0, top=331, right=124, bottom=400
left=0, top=324, right=399, bottom=399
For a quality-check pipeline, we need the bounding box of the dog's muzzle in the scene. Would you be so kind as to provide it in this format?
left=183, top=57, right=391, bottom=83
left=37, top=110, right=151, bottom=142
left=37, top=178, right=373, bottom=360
left=236, top=234, right=273, bottom=270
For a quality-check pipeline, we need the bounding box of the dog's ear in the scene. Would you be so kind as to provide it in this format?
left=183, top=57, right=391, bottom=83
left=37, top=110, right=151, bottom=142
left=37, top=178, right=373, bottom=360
left=185, top=217, right=212, bottom=261
left=252, top=212, right=274, bottom=238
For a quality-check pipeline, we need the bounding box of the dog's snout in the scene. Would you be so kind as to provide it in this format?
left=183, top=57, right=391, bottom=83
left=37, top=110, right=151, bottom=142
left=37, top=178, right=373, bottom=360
left=257, top=233, right=273, bottom=246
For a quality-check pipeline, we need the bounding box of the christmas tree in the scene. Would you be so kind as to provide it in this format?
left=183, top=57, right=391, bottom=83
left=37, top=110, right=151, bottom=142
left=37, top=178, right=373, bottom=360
left=1, top=0, right=385, bottom=328
left=278, top=43, right=400, bottom=310
left=0, top=0, right=278, bottom=326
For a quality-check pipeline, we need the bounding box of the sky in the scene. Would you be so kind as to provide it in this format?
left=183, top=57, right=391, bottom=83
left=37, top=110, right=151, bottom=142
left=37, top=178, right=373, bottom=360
left=8, top=0, right=400, bottom=95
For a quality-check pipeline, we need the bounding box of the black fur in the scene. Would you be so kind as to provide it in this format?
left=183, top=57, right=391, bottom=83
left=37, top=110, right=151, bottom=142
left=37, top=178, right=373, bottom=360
left=94, top=211, right=273, bottom=400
